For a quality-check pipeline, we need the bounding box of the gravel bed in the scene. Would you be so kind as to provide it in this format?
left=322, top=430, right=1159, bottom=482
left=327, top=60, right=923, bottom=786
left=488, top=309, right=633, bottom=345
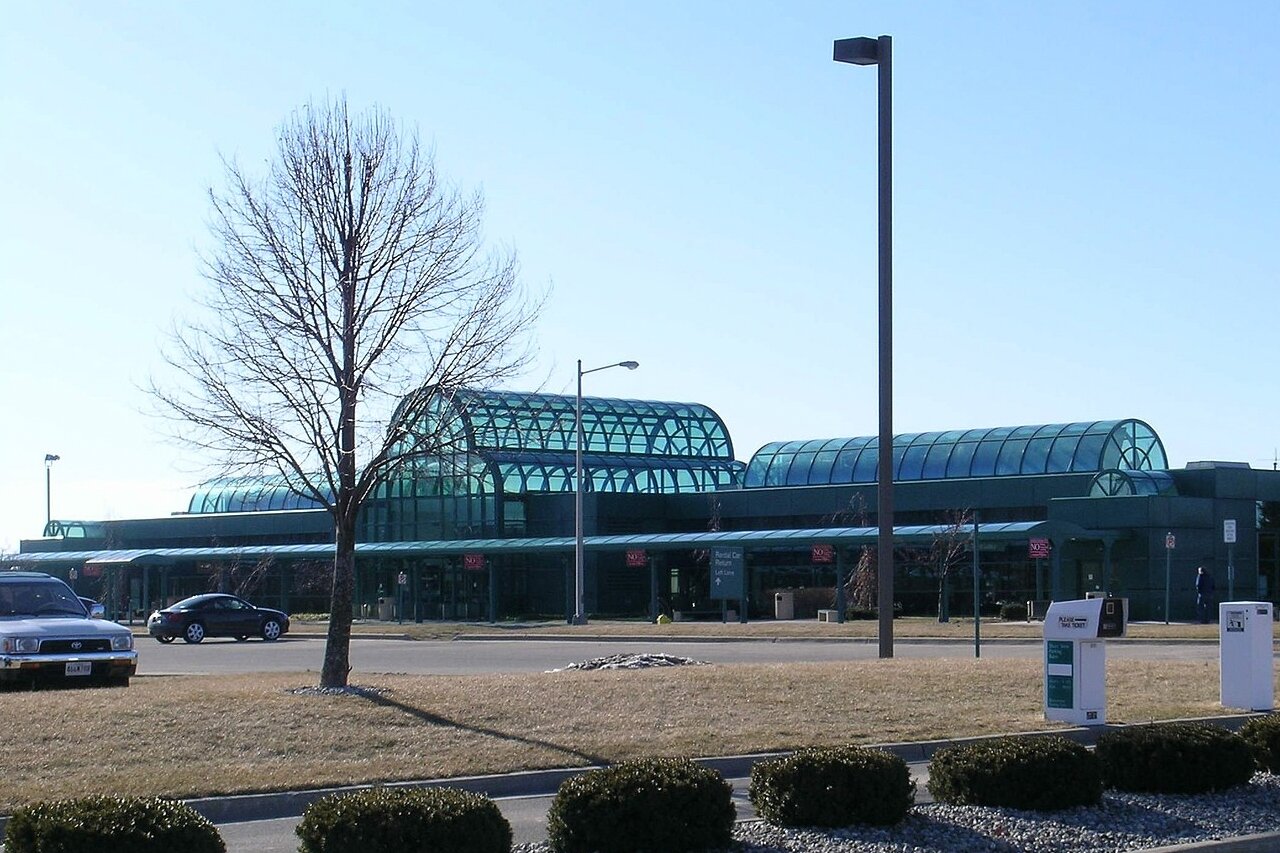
left=516, top=773, right=1280, bottom=852
left=546, top=652, right=709, bottom=671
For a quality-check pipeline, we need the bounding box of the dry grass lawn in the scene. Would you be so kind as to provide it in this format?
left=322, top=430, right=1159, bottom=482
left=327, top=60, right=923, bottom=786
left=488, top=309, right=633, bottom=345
left=2, top=656, right=1248, bottom=814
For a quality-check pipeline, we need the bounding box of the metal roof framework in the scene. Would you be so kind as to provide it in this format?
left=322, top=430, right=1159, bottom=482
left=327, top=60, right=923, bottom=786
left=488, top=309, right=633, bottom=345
left=7, top=520, right=1112, bottom=567
left=745, top=419, right=1167, bottom=488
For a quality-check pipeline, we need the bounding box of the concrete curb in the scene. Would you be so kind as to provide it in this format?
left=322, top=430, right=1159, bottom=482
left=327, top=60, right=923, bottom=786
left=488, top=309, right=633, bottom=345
left=1140, top=833, right=1280, bottom=853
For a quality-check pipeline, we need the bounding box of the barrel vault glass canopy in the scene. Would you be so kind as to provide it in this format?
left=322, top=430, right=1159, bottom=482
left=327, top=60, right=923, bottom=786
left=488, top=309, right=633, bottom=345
left=185, top=389, right=743, bottom=517
left=425, top=388, right=743, bottom=494
left=189, top=477, right=330, bottom=514
left=1089, top=468, right=1177, bottom=497
left=745, top=419, right=1167, bottom=488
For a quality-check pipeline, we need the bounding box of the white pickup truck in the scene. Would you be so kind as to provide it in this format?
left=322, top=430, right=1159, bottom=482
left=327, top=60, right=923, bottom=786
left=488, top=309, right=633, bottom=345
left=0, top=571, right=137, bottom=688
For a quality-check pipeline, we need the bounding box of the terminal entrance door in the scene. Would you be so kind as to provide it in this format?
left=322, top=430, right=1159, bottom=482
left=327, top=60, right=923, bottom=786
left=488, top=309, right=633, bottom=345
left=419, top=561, right=487, bottom=620
left=1078, top=560, right=1103, bottom=597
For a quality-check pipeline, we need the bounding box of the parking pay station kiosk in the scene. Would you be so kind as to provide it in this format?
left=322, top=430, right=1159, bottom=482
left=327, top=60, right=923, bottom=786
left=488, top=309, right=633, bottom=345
left=1043, top=597, right=1127, bottom=725
left=1220, top=601, right=1274, bottom=711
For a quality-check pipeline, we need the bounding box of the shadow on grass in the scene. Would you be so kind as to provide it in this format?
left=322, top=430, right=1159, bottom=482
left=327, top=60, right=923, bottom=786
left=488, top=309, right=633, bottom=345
left=358, top=690, right=610, bottom=766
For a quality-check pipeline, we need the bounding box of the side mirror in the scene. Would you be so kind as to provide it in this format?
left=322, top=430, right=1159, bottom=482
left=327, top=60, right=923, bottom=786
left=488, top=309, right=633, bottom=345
left=89, top=603, right=106, bottom=620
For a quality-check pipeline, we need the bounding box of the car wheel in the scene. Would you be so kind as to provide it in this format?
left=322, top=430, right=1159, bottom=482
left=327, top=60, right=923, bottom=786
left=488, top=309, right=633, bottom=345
left=183, top=622, right=206, bottom=644
left=155, top=635, right=175, bottom=644
left=261, top=619, right=282, bottom=641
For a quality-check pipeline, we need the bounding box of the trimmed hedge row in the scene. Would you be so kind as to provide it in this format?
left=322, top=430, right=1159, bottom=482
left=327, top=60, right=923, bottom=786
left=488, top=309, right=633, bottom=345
left=928, top=723, right=1260, bottom=811
left=546, top=758, right=734, bottom=853
left=749, top=745, right=914, bottom=827
left=928, top=735, right=1101, bottom=810
left=1240, top=713, right=1280, bottom=773
left=3, top=796, right=225, bottom=853
left=296, top=787, right=511, bottom=853
left=1096, top=723, right=1255, bottom=794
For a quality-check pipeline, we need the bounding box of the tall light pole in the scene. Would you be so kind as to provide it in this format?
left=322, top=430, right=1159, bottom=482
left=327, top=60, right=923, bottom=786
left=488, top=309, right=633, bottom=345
left=834, top=34, right=894, bottom=658
left=44, top=453, right=61, bottom=533
left=575, top=359, right=639, bottom=625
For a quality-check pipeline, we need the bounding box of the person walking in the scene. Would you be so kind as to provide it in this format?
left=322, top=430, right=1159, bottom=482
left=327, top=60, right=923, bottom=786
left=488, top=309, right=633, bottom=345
left=1195, top=566, right=1216, bottom=624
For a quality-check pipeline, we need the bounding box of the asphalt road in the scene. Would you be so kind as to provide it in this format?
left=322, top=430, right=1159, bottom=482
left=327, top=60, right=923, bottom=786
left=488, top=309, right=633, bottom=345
left=133, top=634, right=1222, bottom=677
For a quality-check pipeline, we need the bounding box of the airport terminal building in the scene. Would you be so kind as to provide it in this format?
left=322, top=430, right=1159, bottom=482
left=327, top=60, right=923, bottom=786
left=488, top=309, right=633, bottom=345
left=12, top=387, right=1280, bottom=623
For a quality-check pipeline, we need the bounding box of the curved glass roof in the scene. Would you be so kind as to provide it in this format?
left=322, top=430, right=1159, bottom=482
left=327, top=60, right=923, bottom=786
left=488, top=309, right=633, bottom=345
left=486, top=452, right=743, bottom=495
left=190, top=389, right=742, bottom=513
left=433, top=389, right=735, bottom=460
left=1089, top=469, right=1177, bottom=497
left=188, top=477, right=330, bottom=514
left=744, top=419, right=1166, bottom=488
left=42, top=520, right=108, bottom=539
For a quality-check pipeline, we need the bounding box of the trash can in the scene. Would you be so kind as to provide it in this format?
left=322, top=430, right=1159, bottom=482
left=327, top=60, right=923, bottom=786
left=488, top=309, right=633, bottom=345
left=774, top=591, right=795, bottom=621
left=377, top=596, right=394, bottom=620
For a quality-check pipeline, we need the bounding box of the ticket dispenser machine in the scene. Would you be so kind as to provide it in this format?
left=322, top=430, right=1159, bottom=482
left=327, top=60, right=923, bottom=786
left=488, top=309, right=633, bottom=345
left=1043, top=597, right=1127, bottom=726
left=1220, top=601, right=1274, bottom=712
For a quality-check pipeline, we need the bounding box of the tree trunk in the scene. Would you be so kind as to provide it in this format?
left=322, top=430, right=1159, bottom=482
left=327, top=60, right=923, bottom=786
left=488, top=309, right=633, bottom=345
left=320, top=512, right=356, bottom=688
left=937, top=571, right=950, bottom=623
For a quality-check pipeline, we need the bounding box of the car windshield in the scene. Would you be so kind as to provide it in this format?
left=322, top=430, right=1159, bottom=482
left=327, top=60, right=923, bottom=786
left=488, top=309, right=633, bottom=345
left=171, top=595, right=223, bottom=610
left=0, top=580, right=88, bottom=617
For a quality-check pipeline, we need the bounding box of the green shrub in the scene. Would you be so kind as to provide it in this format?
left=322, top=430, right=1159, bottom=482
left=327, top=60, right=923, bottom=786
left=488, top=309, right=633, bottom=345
left=295, top=787, right=511, bottom=853
left=928, top=735, right=1101, bottom=810
left=1096, top=723, right=1255, bottom=793
left=1240, top=714, right=1280, bottom=773
left=546, top=758, right=734, bottom=853
left=3, top=796, right=225, bottom=853
left=749, top=745, right=914, bottom=827
left=999, top=601, right=1028, bottom=621
left=844, top=603, right=902, bottom=621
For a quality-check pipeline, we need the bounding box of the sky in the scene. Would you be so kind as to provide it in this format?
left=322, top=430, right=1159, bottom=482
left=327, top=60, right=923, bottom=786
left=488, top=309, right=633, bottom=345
left=2, top=1, right=1277, bottom=552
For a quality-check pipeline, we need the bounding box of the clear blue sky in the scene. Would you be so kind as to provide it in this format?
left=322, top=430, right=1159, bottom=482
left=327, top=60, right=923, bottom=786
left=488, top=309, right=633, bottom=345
left=2, top=1, right=1277, bottom=551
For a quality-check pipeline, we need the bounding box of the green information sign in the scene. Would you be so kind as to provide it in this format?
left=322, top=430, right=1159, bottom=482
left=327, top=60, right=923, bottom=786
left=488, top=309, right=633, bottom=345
left=1047, top=674, right=1074, bottom=709
left=709, top=548, right=744, bottom=600
left=1046, top=640, right=1073, bottom=666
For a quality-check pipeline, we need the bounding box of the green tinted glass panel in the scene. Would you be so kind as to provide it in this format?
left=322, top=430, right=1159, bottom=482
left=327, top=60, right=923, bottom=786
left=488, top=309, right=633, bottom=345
left=743, top=419, right=1166, bottom=488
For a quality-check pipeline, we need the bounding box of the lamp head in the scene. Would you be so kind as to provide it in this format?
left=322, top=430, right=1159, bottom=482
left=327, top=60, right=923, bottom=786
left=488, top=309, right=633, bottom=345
left=44, top=454, right=60, bottom=463
left=833, top=36, right=882, bottom=66
left=619, top=361, right=639, bottom=370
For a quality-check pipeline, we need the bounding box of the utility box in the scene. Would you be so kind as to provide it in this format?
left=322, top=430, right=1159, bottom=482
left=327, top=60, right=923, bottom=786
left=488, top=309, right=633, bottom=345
left=1220, top=601, right=1274, bottom=711
left=1043, top=597, right=1128, bottom=726
left=774, top=591, right=795, bottom=621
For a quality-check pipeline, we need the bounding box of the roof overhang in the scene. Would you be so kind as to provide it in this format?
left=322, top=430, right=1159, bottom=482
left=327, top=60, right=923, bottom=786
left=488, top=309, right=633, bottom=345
left=4, top=520, right=1117, bottom=567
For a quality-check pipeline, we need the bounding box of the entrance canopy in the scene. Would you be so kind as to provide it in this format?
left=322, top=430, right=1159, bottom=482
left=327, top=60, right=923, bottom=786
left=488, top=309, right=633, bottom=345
left=7, top=520, right=1107, bottom=567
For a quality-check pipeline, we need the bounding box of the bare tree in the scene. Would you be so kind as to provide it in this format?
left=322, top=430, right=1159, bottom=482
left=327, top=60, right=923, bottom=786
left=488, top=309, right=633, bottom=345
left=825, top=494, right=878, bottom=613
left=152, top=98, right=539, bottom=688
left=198, top=556, right=274, bottom=600
left=929, top=508, right=973, bottom=622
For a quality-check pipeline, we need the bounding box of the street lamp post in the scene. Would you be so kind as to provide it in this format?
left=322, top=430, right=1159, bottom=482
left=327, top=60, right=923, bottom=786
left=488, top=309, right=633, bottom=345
left=834, top=34, right=894, bottom=658
left=574, top=359, right=639, bottom=625
left=44, top=453, right=61, bottom=534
